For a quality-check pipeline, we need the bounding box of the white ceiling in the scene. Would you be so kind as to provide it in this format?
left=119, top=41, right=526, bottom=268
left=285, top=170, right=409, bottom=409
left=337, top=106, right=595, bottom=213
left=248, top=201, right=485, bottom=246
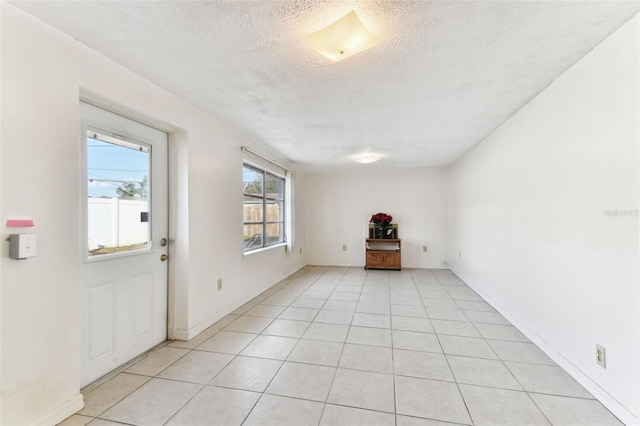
left=12, top=1, right=639, bottom=171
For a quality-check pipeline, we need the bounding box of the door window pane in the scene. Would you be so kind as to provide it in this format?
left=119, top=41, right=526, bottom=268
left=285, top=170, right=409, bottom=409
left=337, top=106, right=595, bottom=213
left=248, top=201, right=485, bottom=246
left=87, top=131, right=151, bottom=256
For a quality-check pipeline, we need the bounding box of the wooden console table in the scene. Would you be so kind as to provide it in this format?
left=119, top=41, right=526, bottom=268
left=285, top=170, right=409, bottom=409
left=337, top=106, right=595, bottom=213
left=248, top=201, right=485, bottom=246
left=365, top=239, right=401, bottom=270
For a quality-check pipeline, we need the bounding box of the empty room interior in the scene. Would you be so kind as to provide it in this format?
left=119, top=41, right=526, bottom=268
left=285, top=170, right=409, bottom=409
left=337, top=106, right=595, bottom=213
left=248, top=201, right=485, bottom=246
left=1, top=1, right=639, bottom=425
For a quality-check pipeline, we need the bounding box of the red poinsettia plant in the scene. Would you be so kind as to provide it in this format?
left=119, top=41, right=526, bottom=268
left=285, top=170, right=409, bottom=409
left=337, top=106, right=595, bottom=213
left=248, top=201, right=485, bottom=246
left=370, top=212, right=393, bottom=226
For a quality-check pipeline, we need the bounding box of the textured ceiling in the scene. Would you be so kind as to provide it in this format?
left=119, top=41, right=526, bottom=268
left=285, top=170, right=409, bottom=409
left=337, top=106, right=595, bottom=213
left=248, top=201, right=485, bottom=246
left=12, top=1, right=640, bottom=171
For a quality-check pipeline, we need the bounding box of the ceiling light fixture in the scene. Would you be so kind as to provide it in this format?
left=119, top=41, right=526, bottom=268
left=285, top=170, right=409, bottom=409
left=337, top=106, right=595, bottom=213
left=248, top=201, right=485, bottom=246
left=352, top=151, right=383, bottom=164
left=303, top=10, right=381, bottom=63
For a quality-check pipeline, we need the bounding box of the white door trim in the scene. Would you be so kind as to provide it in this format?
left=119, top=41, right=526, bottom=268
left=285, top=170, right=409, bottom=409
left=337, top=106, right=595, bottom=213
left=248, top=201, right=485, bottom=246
left=79, top=101, right=169, bottom=386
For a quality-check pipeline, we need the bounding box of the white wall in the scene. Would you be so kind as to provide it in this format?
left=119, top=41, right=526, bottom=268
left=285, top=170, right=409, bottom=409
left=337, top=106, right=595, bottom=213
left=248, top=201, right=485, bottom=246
left=448, top=15, right=639, bottom=425
left=0, top=4, right=306, bottom=425
left=306, top=168, right=449, bottom=269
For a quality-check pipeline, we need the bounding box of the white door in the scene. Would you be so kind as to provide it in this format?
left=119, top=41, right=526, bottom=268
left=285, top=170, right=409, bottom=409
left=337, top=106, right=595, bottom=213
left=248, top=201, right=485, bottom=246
left=80, top=102, right=168, bottom=386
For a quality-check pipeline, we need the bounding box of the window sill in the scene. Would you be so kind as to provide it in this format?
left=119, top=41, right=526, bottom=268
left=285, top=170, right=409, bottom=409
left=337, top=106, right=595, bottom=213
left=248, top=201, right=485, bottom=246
left=243, top=242, right=287, bottom=256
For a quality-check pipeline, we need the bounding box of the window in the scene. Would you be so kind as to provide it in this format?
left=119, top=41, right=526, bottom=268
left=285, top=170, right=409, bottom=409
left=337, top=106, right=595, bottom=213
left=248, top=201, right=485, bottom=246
left=86, top=130, right=152, bottom=257
left=243, top=163, right=285, bottom=251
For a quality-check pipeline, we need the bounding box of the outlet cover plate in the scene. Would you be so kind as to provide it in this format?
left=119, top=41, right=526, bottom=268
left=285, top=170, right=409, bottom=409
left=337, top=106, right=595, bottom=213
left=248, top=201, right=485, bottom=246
left=596, top=344, right=606, bottom=368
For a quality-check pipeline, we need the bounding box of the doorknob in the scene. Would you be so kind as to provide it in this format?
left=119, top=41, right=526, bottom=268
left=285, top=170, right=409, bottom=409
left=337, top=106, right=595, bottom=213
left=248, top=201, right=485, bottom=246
left=159, top=238, right=168, bottom=247
left=160, top=254, right=168, bottom=262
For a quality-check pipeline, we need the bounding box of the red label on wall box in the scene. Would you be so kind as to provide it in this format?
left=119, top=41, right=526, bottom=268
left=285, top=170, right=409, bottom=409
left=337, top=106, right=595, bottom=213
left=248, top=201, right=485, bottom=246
left=6, top=219, right=34, bottom=227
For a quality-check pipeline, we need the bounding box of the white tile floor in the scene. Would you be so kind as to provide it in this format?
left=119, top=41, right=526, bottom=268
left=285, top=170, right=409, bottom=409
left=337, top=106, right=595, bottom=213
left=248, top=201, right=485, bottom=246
left=60, top=266, right=624, bottom=426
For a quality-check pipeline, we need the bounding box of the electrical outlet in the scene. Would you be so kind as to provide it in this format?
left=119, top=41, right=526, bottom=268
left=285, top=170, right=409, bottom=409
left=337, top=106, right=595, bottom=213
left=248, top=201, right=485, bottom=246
left=217, top=278, right=223, bottom=291
left=422, top=245, right=428, bottom=252
left=596, top=344, right=606, bottom=368
left=299, top=247, right=302, bottom=255
left=342, top=244, right=347, bottom=251
left=459, top=251, right=462, bottom=259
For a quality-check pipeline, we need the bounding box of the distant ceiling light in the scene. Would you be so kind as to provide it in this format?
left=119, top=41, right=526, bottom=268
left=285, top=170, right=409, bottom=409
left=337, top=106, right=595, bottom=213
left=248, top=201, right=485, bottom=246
left=303, top=11, right=381, bottom=63
left=352, top=151, right=383, bottom=164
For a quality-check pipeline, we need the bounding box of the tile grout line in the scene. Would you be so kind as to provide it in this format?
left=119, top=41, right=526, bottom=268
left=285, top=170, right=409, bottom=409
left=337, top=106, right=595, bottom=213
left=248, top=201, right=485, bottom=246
left=241, top=266, right=340, bottom=425
left=315, top=266, right=352, bottom=426
left=75, top=266, right=613, bottom=426
left=238, top=269, right=320, bottom=426
left=433, top=273, right=476, bottom=426
left=390, top=269, right=399, bottom=426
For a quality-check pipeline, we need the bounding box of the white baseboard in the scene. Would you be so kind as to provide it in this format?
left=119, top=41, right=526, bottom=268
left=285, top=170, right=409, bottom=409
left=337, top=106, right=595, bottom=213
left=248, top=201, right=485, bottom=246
left=33, top=394, right=84, bottom=426
left=451, top=267, right=638, bottom=426
left=175, top=263, right=306, bottom=341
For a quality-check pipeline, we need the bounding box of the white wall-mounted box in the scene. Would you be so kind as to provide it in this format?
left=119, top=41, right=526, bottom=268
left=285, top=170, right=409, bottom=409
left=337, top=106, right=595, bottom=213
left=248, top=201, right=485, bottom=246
left=9, top=234, right=37, bottom=259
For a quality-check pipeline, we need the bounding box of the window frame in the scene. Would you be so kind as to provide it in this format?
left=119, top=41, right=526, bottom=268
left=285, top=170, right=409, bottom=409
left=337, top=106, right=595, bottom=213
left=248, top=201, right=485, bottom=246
left=83, top=127, right=154, bottom=262
left=243, top=162, right=286, bottom=252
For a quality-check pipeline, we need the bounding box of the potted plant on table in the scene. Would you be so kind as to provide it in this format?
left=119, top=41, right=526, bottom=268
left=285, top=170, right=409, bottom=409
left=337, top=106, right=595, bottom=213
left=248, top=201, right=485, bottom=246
left=369, top=212, right=393, bottom=239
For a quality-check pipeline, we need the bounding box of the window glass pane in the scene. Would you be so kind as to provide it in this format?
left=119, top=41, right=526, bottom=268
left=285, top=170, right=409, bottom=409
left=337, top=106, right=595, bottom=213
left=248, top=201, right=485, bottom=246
left=243, top=196, right=263, bottom=222
left=265, top=199, right=284, bottom=222
left=265, top=223, right=283, bottom=245
left=243, top=224, right=263, bottom=250
left=87, top=132, right=150, bottom=256
left=243, top=166, right=263, bottom=195
left=265, top=173, right=284, bottom=200
left=243, top=163, right=286, bottom=252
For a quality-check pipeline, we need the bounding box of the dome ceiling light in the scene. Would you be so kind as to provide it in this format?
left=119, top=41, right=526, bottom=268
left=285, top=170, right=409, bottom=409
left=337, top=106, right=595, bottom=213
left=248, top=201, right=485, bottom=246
left=303, top=10, right=381, bottom=63
left=352, top=150, right=384, bottom=164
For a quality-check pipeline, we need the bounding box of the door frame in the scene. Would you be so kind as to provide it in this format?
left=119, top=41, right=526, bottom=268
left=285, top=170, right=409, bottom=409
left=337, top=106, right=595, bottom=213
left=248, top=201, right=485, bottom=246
left=78, top=94, right=182, bottom=383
